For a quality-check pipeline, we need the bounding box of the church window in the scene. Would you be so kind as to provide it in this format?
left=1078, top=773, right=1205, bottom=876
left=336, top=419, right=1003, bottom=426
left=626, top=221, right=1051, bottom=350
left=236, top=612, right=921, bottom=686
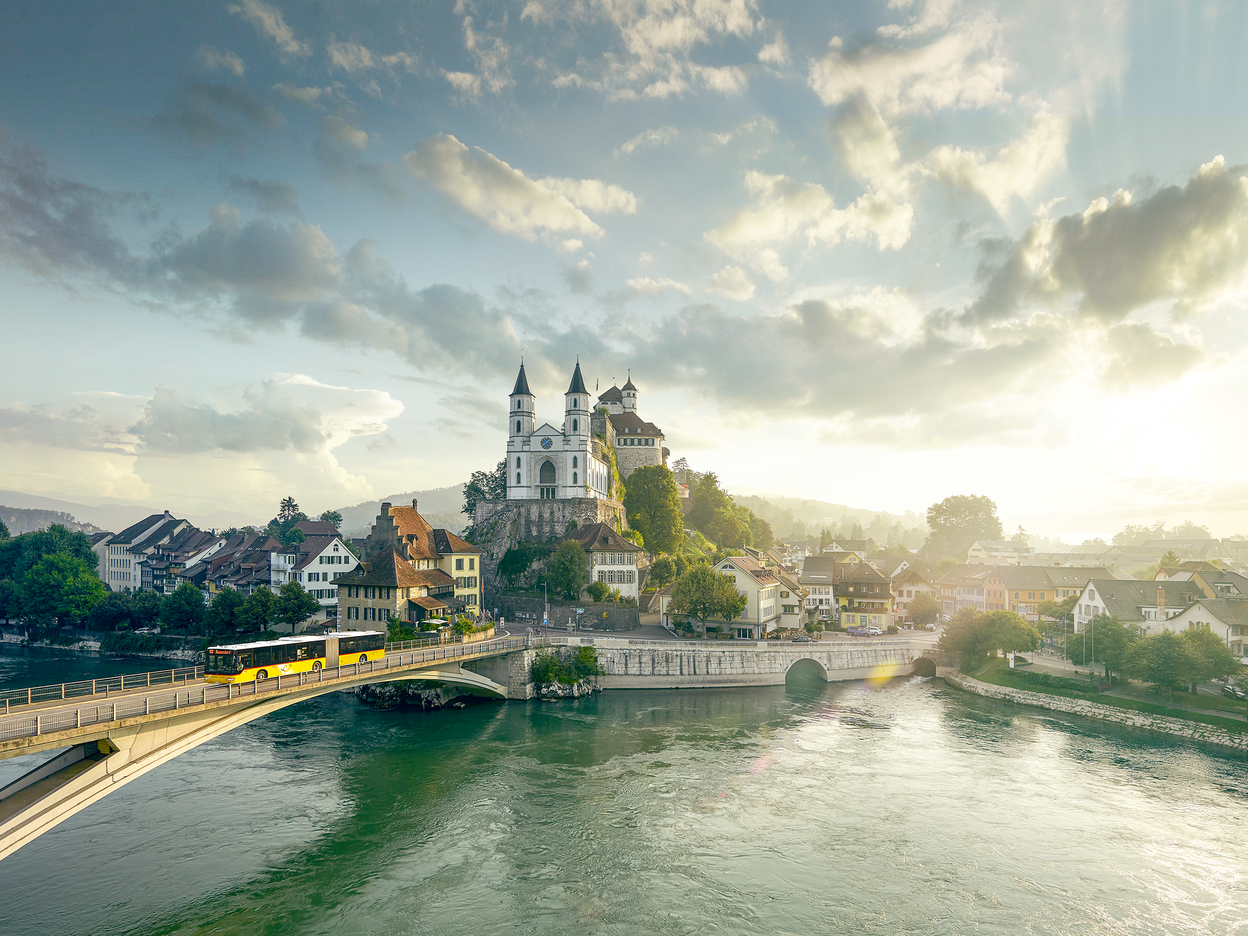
left=516, top=457, right=521, bottom=468
left=516, top=472, right=521, bottom=485
left=516, top=420, right=521, bottom=433
left=572, top=419, right=578, bottom=431
left=573, top=472, right=577, bottom=484
left=573, top=456, right=577, bottom=468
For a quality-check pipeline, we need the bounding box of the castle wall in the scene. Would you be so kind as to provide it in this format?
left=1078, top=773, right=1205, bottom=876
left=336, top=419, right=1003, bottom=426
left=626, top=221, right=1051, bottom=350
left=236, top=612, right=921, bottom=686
left=614, top=444, right=664, bottom=478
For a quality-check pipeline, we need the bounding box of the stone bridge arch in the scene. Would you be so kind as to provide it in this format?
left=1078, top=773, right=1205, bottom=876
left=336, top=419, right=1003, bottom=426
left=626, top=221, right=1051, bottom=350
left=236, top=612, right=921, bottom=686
left=911, top=657, right=938, bottom=677
left=784, top=656, right=829, bottom=684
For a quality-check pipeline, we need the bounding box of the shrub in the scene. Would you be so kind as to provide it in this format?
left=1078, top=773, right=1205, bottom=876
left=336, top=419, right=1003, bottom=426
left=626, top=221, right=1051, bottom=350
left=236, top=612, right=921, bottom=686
left=100, top=632, right=185, bottom=654
left=530, top=646, right=602, bottom=685
left=587, top=580, right=610, bottom=602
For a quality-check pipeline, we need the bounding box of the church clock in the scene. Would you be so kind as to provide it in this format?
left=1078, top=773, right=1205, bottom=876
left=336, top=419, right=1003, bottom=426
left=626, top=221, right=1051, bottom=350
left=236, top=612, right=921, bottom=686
left=540, top=437, right=553, bottom=449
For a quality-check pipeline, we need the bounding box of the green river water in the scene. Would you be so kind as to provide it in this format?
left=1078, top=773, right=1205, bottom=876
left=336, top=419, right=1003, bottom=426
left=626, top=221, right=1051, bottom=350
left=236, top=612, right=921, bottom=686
left=0, top=644, right=1245, bottom=936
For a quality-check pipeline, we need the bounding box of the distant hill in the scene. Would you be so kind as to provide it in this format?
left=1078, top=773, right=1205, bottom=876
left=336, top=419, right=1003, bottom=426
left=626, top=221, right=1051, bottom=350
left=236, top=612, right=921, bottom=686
left=731, top=493, right=928, bottom=547
left=333, top=485, right=468, bottom=538
left=0, top=491, right=266, bottom=535
left=0, top=506, right=101, bottom=536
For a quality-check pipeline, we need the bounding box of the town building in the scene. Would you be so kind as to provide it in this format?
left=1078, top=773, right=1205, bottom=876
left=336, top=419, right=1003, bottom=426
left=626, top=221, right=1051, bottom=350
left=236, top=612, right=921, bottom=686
left=800, top=554, right=862, bottom=619
left=336, top=549, right=461, bottom=626
left=1158, top=599, right=1248, bottom=662
left=103, top=511, right=191, bottom=592
left=597, top=374, right=668, bottom=478
left=966, top=540, right=1036, bottom=565
left=713, top=556, right=781, bottom=639
left=563, top=522, right=644, bottom=600
left=270, top=521, right=361, bottom=624
left=1072, top=579, right=1205, bottom=633
left=140, top=528, right=224, bottom=595
left=834, top=562, right=894, bottom=630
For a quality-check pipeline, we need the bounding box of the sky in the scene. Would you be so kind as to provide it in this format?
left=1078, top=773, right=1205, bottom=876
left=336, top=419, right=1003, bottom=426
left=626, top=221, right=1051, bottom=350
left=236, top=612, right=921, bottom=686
left=3, top=0, right=1248, bottom=540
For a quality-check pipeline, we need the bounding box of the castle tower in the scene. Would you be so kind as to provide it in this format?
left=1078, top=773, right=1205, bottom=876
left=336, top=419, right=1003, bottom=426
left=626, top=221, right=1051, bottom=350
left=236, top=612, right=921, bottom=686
left=622, top=372, right=637, bottom=414
left=509, top=362, right=535, bottom=440
left=565, top=359, right=589, bottom=438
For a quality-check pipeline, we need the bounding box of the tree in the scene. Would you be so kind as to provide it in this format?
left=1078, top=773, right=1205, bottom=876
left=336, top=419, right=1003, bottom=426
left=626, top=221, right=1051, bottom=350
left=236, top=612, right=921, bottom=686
left=720, top=590, right=749, bottom=623
left=648, top=555, right=676, bottom=589
left=319, top=510, right=344, bottom=529
left=0, top=578, right=21, bottom=619
left=1177, top=627, right=1240, bottom=687
left=980, top=610, right=1040, bottom=656
left=87, top=591, right=135, bottom=631
left=205, top=588, right=245, bottom=635
left=20, top=554, right=107, bottom=626
left=749, top=515, right=774, bottom=550
left=908, top=593, right=940, bottom=628
left=0, top=524, right=99, bottom=581
left=819, top=527, right=832, bottom=552
left=1072, top=614, right=1141, bottom=677
left=131, top=590, right=163, bottom=630
left=1159, top=550, right=1181, bottom=568
left=587, top=580, right=610, bottom=602
left=238, top=587, right=277, bottom=632
left=275, top=581, right=322, bottom=632
left=1167, top=521, right=1212, bottom=540
left=668, top=565, right=740, bottom=627
left=463, top=460, right=507, bottom=519
left=278, top=497, right=302, bottom=522
left=161, top=582, right=206, bottom=633
left=1113, top=521, right=1166, bottom=547
left=0, top=519, right=8, bottom=538
left=1126, top=631, right=1199, bottom=694
left=623, top=465, right=684, bottom=554
left=547, top=540, right=588, bottom=600
left=1037, top=595, right=1076, bottom=627
left=923, top=495, right=1004, bottom=561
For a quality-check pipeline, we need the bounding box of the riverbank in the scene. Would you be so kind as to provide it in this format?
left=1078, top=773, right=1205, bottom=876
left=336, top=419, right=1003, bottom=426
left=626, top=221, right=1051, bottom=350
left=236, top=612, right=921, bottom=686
left=0, top=630, right=200, bottom=662
left=945, top=673, right=1248, bottom=753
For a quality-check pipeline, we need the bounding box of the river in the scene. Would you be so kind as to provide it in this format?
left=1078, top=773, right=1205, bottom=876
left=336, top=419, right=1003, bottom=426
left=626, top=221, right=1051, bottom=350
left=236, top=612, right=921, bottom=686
left=0, top=646, right=1245, bottom=935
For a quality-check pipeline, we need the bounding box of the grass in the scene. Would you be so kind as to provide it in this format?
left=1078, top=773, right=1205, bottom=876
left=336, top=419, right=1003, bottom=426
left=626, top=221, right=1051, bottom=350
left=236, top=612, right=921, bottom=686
left=970, top=661, right=1248, bottom=734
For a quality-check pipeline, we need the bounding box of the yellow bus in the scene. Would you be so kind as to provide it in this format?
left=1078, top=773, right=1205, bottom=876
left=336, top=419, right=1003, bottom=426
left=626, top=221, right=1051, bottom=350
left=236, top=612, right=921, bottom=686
left=205, top=631, right=386, bottom=683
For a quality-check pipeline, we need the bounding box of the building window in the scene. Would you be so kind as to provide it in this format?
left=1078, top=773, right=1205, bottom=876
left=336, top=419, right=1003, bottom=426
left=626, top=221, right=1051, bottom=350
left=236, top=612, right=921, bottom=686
left=456, top=558, right=464, bottom=570
left=516, top=420, right=521, bottom=433
left=572, top=419, right=578, bottom=432
left=572, top=456, right=577, bottom=468
left=516, top=457, right=521, bottom=468
left=517, top=473, right=521, bottom=485
left=469, top=558, right=475, bottom=570
left=573, top=472, right=578, bottom=484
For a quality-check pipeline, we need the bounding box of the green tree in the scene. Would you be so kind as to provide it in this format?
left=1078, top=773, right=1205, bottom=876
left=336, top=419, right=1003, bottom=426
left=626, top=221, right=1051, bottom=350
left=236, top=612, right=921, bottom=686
left=908, top=593, right=940, bottom=628
left=623, top=465, right=684, bottom=554
left=131, top=590, right=163, bottom=630
left=161, top=582, right=207, bottom=633
left=1037, top=595, right=1076, bottom=627
left=939, top=607, right=992, bottom=659
left=1159, top=550, right=1182, bottom=567
left=1071, top=614, right=1140, bottom=677
left=547, top=540, right=588, bottom=600
left=20, top=554, right=107, bottom=625
left=1125, top=631, right=1198, bottom=694
left=720, top=590, right=749, bottom=623
left=319, top=510, right=344, bottom=529
left=587, top=580, right=610, bottom=602
left=980, top=610, right=1040, bottom=656
left=923, top=495, right=1004, bottom=561
left=668, top=565, right=741, bottom=628
left=205, top=588, right=245, bottom=636
left=238, top=587, right=277, bottom=632
left=463, top=460, right=508, bottom=519
left=278, top=497, right=302, bottom=522
left=86, top=591, right=135, bottom=631
left=0, top=578, right=21, bottom=619
left=749, top=515, right=774, bottom=550
left=275, top=580, right=322, bottom=632
left=1179, top=627, right=1241, bottom=687
left=0, top=519, right=8, bottom=538
left=818, top=527, right=832, bottom=553
left=0, top=524, right=99, bottom=581
left=648, top=555, right=676, bottom=589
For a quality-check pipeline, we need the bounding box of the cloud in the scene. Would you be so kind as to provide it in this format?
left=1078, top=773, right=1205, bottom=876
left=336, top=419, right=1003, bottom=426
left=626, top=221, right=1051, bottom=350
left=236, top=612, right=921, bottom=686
left=228, top=0, right=309, bottom=57
left=131, top=382, right=324, bottom=454
left=0, top=400, right=137, bottom=453
left=617, top=126, right=679, bottom=156
left=625, top=276, right=691, bottom=297
left=442, top=14, right=512, bottom=99
left=405, top=133, right=636, bottom=241
left=708, top=265, right=755, bottom=301
left=809, top=13, right=1010, bottom=117
left=321, top=115, right=369, bottom=150
left=758, top=34, right=790, bottom=65
left=197, top=45, right=245, bottom=76
left=969, top=156, right=1248, bottom=324
left=223, top=176, right=300, bottom=215
left=272, top=82, right=330, bottom=105
left=704, top=171, right=913, bottom=280
left=563, top=259, right=593, bottom=293
left=927, top=110, right=1068, bottom=216
left=1099, top=321, right=1203, bottom=391
left=314, top=118, right=403, bottom=200
left=150, top=83, right=284, bottom=147
left=327, top=41, right=375, bottom=72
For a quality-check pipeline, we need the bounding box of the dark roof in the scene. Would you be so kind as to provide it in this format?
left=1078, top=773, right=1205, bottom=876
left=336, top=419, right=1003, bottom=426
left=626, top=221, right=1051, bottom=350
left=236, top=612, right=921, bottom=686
left=432, top=529, right=482, bottom=554
left=336, top=550, right=457, bottom=589
left=567, top=361, right=588, bottom=395
left=598, top=386, right=623, bottom=403
left=130, top=518, right=189, bottom=553
left=800, top=556, right=842, bottom=583
left=1084, top=579, right=1205, bottom=621
left=1181, top=597, right=1248, bottom=626
left=410, top=595, right=448, bottom=611
left=609, top=412, right=662, bottom=435
left=512, top=363, right=532, bottom=396
left=295, top=520, right=340, bottom=537
left=112, top=512, right=170, bottom=545
left=565, top=522, right=641, bottom=552
left=622, top=374, right=637, bottom=391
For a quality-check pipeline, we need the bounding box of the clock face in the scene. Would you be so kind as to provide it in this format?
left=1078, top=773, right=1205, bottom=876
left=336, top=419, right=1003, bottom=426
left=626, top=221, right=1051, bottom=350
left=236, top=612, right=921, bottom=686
left=541, top=437, right=552, bottom=449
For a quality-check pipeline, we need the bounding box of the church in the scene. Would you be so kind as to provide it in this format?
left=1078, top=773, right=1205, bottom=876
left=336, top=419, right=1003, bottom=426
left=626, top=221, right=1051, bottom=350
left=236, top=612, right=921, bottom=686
left=507, top=360, right=613, bottom=501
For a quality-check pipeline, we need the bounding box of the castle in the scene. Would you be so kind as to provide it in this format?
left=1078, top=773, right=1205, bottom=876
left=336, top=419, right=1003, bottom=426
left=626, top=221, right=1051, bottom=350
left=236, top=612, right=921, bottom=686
left=505, top=361, right=666, bottom=501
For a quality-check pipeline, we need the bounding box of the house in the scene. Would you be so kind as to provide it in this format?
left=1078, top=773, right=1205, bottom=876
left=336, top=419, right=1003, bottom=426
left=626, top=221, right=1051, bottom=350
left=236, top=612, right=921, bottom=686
left=939, top=564, right=990, bottom=614
left=192, top=534, right=284, bottom=595
left=1072, top=579, right=1205, bottom=633
left=336, top=549, right=461, bottom=627
left=140, top=528, right=224, bottom=595
left=775, top=568, right=809, bottom=631
left=360, top=499, right=483, bottom=615
left=800, top=555, right=858, bottom=619
left=564, top=522, right=644, bottom=600
left=713, top=556, right=781, bottom=639
left=103, top=511, right=191, bottom=592
left=834, top=562, right=894, bottom=630
left=980, top=566, right=1110, bottom=618
left=1140, top=538, right=1232, bottom=562
left=270, top=525, right=362, bottom=624
left=889, top=562, right=942, bottom=625
left=967, top=541, right=1036, bottom=565
left=1158, top=599, right=1248, bottom=662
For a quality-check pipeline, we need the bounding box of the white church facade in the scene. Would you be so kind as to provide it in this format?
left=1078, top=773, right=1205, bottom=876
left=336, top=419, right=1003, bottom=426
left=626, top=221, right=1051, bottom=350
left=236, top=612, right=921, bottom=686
left=507, top=361, right=614, bottom=501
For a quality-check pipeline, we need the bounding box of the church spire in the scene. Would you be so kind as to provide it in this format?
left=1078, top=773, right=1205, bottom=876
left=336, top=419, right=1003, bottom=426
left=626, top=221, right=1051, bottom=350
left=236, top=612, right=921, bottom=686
left=512, top=362, right=532, bottom=396
left=566, top=359, right=588, bottom=395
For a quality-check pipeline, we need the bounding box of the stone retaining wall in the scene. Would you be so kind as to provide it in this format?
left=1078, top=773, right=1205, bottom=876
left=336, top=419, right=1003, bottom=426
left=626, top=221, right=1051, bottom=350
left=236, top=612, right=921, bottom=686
left=499, top=593, right=640, bottom=631
left=945, top=673, right=1248, bottom=753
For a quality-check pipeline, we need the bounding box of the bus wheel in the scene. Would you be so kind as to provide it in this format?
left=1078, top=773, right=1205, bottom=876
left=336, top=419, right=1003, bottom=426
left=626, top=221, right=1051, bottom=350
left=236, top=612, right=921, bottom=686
left=312, top=661, right=322, bottom=671
left=256, top=670, right=268, bottom=680
left=358, top=654, right=367, bottom=663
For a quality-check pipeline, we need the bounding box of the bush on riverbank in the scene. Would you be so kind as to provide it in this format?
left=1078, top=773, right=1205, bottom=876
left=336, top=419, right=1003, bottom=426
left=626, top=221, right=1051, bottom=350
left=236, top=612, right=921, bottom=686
left=100, top=632, right=187, bottom=654
left=531, top=647, right=602, bottom=685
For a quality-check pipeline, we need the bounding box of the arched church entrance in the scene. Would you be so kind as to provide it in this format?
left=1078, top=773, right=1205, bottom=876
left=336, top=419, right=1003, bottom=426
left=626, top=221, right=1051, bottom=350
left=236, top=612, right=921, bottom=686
left=539, top=460, right=557, bottom=499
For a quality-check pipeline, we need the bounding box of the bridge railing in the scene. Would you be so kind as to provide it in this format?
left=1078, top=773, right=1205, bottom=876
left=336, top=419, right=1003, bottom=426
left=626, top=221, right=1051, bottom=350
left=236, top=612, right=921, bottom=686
left=549, top=635, right=937, bottom=651
left=0, top=635, right=542, bottom=744
left=0, top=667, right=205, bottom=712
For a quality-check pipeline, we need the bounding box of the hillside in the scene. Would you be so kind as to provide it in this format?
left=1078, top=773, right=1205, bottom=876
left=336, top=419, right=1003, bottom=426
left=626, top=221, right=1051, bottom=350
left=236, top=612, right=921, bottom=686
left=732, top=493, right=928, bottom=547
left=333, top=485, right=468, bottom=537
left=0, top=506, right=101, bottom=536
left=0, top=490, right=265, bottom=535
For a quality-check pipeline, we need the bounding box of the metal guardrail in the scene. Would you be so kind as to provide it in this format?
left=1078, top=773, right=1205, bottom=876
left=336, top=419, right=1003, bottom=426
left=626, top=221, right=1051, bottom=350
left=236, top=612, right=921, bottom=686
left=548, top=635, right=937, bottom=651
left=0, top=667, right=205, bottom=713
left=0, top=636, right=540, bottom=743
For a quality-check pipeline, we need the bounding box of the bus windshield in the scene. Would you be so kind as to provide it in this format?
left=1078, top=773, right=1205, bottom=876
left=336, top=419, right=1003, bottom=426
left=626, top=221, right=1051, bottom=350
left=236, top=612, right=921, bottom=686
left=206, top=651, right=242, bottom=675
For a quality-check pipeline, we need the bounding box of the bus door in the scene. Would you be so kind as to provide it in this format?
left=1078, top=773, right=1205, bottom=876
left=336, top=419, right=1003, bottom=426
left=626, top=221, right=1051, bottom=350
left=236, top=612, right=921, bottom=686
left=325, top=636, right=339, bottom=667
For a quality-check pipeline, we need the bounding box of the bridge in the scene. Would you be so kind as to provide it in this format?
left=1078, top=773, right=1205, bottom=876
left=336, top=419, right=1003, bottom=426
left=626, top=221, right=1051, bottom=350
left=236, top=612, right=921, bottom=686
left=0, top=633, right=951, bottom=862
left=0, top=636, right=530, bottom=862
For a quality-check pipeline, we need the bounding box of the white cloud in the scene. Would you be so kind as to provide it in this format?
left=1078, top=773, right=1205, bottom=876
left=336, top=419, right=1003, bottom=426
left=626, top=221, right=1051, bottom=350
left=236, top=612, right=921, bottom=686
left=443, top=15, right=512, bottom=98
left=405, top=134, right=638, bottom=242
left=617, top=126, right=679, bottom=156
left=809, top=13, right=1010, bottom=117
left=558, top=238, right=585, bottom=254
left=704, top=171, right=913, bottom=280
left=321, top=115, right=369, bottom=150
left=197, top=45, right=245, bottom=76
left=327, top=41, right=375, bottom=72
left=708, top=265, right=755, bottom=301
left=627, top=276, right=692, bottom=297
left=272, top=82, right=329, bottom=105
left=228, top=0, right=310, bottom=57
left=927, top=110, right=1068, bottom=216
left=758, top=34, right=789, bottom=65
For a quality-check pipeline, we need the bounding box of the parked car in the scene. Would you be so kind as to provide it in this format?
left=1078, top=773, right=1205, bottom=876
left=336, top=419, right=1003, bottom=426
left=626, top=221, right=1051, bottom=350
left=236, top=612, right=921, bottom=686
left=1222, top=683, right=1246, bottom=700
left=791, top=635, right=815, bottom=642
left=865, top=626, right=883, bottom=636
left=846, top=626, right=866, bottom=636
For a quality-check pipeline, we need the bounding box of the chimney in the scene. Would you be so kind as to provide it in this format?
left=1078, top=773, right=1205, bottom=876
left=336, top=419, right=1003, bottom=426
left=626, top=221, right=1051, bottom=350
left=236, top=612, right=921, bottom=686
left=1157, top=586, right=1165, bottom=617
left=412, top=498, right=418, bottom=510
left=381, top=502, right=392, bottom=511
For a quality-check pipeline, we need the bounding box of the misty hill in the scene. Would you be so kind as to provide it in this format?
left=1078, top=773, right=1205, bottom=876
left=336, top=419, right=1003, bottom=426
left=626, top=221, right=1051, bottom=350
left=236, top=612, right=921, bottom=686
left=0, top=490, right=265, bottom=535
left=334, top=485, right=467, bottom=538
left=731, top=493, right=928, bottom=546
left=0, top=506, right=101, bottom=536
